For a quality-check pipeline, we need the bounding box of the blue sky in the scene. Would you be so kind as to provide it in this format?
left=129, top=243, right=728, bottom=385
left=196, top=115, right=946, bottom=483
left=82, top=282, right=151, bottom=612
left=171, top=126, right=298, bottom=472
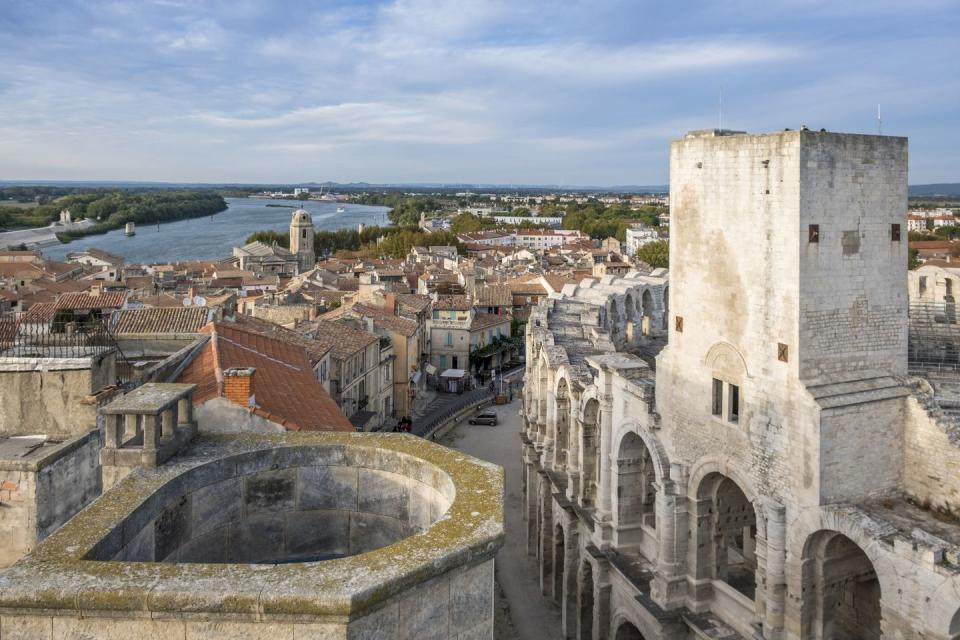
left=0, top=0, right=957, bottom=185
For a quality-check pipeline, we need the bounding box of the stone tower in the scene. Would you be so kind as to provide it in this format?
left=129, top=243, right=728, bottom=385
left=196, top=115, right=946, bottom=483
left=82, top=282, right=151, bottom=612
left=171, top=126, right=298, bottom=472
left=659, top=128, right=909, bottom=504
left=289, top=208, right=315, bottom=273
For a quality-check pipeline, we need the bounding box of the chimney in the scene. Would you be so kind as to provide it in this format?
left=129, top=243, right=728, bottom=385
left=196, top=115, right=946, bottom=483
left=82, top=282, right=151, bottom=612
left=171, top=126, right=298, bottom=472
left=90, top=283, right=102, bottom=296
left=309, top=305, right=318, bottom=321
left=188, top=286, right=198, bottom=299
left=223, top=367, right=256, bottom=408
left=384, top=292, right=397, bottom=315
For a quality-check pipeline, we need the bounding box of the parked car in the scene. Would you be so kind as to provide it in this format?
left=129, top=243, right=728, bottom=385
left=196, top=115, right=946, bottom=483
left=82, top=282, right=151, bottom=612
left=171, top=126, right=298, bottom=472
left=469, top=412, right=498, bottom=426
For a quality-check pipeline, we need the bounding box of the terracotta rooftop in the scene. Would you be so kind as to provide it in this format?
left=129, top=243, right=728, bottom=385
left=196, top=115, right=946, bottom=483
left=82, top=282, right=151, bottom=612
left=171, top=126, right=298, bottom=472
left=396, top=293, right=432, bottom=314
left=111, top=307, right=211, bottom=334
left=307, top=319, right=379, bottom=360
left=54, top=290, right=127, bottom=310
left=475, top=284, right=512, bottom=307
left=471, top=311, right=511, bottom=331
left=434, top=294, right=472, bottom=311
left=177, top=322, right=351, bottom=432
left=21, top=302, right=55, bottom=323
left=230, top=314, right=332, bottom=365
left=350, top=302, right=419, bottom=337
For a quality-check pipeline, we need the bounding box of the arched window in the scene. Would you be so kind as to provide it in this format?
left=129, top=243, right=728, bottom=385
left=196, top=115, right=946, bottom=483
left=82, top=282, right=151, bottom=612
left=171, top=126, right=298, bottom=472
left=802, top=531, right=881, bottom=640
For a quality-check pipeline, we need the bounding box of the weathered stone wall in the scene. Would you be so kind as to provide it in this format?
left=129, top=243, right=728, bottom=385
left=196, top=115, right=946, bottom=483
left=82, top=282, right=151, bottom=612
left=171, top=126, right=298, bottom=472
left=0, top=430, right=100, bottom=568
left=0, top=352, right=115, bottom=436
left=34, top=430, right=101, bottom=540
left=0, top=557, right=494, bottom=640
left=101, top=451, right=454, bottom=564
left=798, top=133, right=908, bottom=382
left=904, top=394, right=960, bottom=513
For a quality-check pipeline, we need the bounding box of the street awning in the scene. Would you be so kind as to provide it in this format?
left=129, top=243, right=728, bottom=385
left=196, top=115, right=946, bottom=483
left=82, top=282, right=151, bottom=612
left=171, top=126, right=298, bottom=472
left=440, top=368, right=466, bottom=378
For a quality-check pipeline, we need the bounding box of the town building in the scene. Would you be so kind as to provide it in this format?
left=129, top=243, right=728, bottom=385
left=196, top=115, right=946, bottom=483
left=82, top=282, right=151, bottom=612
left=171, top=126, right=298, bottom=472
left=624, top=223, right=661, bottom=256
left=290, top=208, right=316, bottom=273
left=522, top=129, right=960, bottom=640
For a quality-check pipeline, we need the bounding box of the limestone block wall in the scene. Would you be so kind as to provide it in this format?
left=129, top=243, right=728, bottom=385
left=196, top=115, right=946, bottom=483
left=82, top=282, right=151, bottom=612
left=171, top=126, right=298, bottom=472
left=0, top=557, right=495, bottom=640
left=818, top=398, right=905, bottom=503
left=798, top=133, right=908, bottom=382
left=904, top=394, right=960, bottom=513
left=100, top=451, right=454, bottom=564
left=0, top=352, right=115, bottom=436
left=0, top=430, right=100, bottom=568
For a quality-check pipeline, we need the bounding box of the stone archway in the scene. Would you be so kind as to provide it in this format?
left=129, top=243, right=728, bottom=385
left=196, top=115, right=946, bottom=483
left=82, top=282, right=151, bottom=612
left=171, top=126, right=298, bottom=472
left=695, top=472, right=758, bottom=601
left=555, top=377, right=571, bottom=468
left=616, top=432, right=657, bottom=545
left=950, top=608, right=960, bottom=640
left=641, top=289, right=653, bottom=336
left=579, top=561, right=595, bottom=640
left=554, top=524, right=565, bottom=603
left=614, top=621, right=645, bottom=640
left=661, top=285, right=669, bottom=331
left=581, top=398, right=600, bottom=507
left=802, top=530, right=881, bottom=640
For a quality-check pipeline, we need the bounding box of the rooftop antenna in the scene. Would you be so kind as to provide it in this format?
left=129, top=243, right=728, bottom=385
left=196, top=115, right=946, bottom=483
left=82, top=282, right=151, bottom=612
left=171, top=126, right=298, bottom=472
left=877, top=103, right=882, bottom=135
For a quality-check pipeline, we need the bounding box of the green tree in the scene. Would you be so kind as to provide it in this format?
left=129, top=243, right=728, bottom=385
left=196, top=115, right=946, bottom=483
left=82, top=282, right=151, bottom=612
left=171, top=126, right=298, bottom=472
left=909, top=247, right=921, bottom=270
left=635, top=240, right=669, bottom=269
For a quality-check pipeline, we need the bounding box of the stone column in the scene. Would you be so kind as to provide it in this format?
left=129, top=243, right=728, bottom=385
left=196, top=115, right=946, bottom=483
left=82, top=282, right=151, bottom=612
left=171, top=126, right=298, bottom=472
left=142, top=413, right=159, bottom=450
left=567, top=418, right=584, bottom=501
left=651, top=464, right=689, bottom=610
left=160, top=406, right=177, bottom=439
left=105, top=414, right=122, bottom=448
left=124, top=414, right=139, bottom=442
left=177, top=396, right=193, bottom=425
left=595, top=392, right=615, bottom=543
left=764, top=503, right=787, bottom=639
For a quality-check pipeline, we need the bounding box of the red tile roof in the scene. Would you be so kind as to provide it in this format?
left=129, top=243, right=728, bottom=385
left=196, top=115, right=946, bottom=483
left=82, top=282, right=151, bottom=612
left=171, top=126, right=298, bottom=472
left=177, top=322, right=351, bottom=432
left=54, top=290, right=127, bottom=310
left=111, top=307, right=211, bottom=334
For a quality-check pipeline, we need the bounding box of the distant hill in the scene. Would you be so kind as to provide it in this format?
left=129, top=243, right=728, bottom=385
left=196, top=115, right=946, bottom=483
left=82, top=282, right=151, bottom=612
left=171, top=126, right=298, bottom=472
left=909, top=184, right=960, bottom=197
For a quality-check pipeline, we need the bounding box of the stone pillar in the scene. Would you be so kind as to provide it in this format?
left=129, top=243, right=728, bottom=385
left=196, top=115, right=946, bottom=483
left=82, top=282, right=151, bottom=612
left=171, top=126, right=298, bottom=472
left=595, top=392, right=615, bottom=543
left=562, top=531, right=579, bottom=639
left=567, top=418, right=583, bottom=501
left=142, top=413, right=159, bottom=451
left=539, top=483, right=554, bottom=595
left=764, top=503, right=787, bottom=639
left=160, top=406, right=176, bottom=439
left=105, top=414, right=122, bottom=448
left=124, top=414, right=139, bottom=442
left=177, top=396, right=192, bottom=425
left=651, top=477, right=686, bottom=609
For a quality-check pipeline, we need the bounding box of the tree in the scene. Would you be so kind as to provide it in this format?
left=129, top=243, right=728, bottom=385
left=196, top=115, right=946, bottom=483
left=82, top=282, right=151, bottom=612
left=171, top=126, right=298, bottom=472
left=635, top=240, right=669, bottom=269
left=909, top=247, right=921, bottom=270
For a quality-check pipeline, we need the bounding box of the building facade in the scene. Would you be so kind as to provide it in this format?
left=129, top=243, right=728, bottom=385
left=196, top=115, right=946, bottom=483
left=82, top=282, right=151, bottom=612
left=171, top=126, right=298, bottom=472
left=523, top=130, right=960, bottom=639
left=289, top=208, right=315, bottom=273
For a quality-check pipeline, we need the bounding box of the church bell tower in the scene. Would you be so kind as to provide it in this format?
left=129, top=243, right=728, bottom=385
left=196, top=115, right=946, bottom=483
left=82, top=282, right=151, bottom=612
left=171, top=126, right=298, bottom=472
left=290, top=209, right=315, bottom=273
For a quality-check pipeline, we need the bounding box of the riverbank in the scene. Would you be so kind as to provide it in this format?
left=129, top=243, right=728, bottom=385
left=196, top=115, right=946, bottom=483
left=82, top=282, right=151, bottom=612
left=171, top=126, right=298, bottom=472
left=54, top=192, right=226, bottom=242
left=40, top=198, right=391, bottom=263
left=0, top=219, right=97, bottom=249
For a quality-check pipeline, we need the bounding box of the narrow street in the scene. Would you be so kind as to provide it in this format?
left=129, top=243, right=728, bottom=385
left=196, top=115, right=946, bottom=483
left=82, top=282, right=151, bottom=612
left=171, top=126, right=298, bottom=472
left=439, top=395, right=563, bottom=640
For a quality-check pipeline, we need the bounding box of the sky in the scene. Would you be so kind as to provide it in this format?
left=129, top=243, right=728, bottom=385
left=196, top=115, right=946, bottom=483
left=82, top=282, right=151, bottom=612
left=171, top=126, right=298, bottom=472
left=0, top=0, right=957, bottom=186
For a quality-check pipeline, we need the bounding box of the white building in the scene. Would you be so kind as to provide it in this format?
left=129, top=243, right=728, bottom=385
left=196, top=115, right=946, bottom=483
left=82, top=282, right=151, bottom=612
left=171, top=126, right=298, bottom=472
left=624, top=223, right=661, bottom=256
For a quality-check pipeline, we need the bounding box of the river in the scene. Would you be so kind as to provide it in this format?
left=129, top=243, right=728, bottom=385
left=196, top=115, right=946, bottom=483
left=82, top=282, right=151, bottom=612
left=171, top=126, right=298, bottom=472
left=40, top=198, right=391, bottom=264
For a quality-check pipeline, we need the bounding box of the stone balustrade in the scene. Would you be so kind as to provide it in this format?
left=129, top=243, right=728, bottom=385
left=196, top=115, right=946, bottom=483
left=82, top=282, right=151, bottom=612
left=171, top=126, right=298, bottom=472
left=99, top=383, right=197, bottom=489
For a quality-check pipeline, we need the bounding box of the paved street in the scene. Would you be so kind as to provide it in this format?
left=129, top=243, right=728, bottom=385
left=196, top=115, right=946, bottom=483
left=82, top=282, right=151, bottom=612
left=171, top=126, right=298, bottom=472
left=440, top=396, right=563, bottom=640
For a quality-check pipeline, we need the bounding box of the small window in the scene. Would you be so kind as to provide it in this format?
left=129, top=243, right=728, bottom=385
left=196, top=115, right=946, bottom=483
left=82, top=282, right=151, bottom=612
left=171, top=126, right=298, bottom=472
left=919, top=276, right=927, bottom=294
left=711, top=379, right=723, bottom=416
left=948, top=279, right=954, bottom=297
left=777, top=343, right=789, bottom=363
left=728, top=384, right=740, bottom=423
left=808, top=224, right=820, bottom=243
left=675, top=316, right=684, bottom=333
left=891, top=224, right=901, bottom=242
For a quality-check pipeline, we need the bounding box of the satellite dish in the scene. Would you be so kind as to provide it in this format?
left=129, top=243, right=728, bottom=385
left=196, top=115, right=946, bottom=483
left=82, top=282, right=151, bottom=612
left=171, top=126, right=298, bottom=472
left=182, top=298, right=192, bottom=306
left=193, top=296, right=206, bottom=307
